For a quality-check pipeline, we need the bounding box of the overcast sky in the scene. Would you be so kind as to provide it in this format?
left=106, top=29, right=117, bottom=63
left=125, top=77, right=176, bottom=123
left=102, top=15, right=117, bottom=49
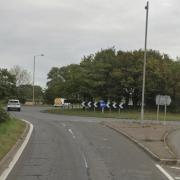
left=0, top=0, right=179, bottom=87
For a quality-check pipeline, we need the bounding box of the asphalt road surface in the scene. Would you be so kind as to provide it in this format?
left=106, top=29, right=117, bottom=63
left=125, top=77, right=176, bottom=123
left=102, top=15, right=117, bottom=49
left=6, top=106, right=168, bottom=180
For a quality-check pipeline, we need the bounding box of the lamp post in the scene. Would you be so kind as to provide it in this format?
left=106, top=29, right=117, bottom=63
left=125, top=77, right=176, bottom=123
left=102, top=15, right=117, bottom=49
left=141, top=1, right=149, bottom=121
left=32, top=54, right=44, bottom=105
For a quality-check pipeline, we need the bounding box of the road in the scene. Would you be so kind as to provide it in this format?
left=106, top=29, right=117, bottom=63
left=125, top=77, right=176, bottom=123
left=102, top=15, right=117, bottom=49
left=6, top=106, right=168, bottom=180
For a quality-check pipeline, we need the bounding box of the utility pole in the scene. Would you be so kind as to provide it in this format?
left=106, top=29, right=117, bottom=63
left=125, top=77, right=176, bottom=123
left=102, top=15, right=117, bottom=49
left=32, top=56, right=35, bottom=105
left=32, top=54, right=44, bottom=105
left=141, top=1, right=149, bottom=121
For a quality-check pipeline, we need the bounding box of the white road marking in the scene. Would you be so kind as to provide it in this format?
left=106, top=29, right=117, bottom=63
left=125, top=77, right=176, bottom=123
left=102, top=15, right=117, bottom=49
left=0, top=119, right=34, bottom=180
left=170, top=167, right=180, bottom=170
left=175, top=177, right=180, bottom=180
left=99, top=146, right=112, bottom=149
left=156, top=164, right=174, bottom=180
left=68, top=129, right=76, bottom=139
left=102, top=138, right=108, bottom=141
left=82, top=154, right=88, bottom=169
left=62, top=123, right=66, bottom=127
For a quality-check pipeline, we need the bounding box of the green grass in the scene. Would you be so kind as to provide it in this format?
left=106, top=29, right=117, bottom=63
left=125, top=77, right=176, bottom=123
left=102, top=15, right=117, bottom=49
left=0, top=118, right=26, bottom=160
left=45, top=108, right=180, bottom=121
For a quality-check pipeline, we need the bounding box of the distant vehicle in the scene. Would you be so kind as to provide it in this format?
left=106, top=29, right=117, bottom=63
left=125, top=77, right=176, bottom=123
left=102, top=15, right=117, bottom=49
left=7, top=99, right=21, bottom=111
left=54, top=98, right=71, bottom=107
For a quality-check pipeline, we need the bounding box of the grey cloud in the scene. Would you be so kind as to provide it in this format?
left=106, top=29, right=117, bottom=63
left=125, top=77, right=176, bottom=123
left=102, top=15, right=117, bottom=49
left=0, top=0, right=179, bottom=87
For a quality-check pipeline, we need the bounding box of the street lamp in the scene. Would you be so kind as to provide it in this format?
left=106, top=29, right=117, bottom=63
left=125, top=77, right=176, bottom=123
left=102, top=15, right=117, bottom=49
left=32, top=54, right=44, bottom=105
left=141, top=1, right=149, bottom=121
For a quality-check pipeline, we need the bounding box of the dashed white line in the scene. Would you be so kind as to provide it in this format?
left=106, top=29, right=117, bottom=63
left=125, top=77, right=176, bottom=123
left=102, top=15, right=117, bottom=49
left=68, top=129, right=76, bottom=139
left=82, top=154, right=88, bottom=169
left=62, top=123, right=66, bottom=127
left=156, top=164, right=174, bottom=180
left=67, top=128, right=88, bottom=169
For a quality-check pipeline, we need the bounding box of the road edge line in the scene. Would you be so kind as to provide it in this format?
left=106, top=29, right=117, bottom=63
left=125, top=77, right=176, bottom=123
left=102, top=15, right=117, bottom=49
left=0, top=119, right=33, bottom=180
left=156, top=164, right=174, bottom=180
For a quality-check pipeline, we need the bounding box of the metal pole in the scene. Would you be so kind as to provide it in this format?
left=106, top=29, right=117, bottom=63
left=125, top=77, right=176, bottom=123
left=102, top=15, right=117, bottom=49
left=141, top=1, right=149, bottom=121
left=157, top=104, right=159, bottom=121
left=164, top=104, right=167, bottom=125
left=32, top=56, right=35, bottom=105
left=32, top=54, right=44, bottom=105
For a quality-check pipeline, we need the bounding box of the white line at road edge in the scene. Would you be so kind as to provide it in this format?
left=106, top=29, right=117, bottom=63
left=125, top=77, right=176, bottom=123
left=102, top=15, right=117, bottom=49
left=0, top=119, right=34, bottom=180
left=175, top=177, right=180, bottom=180
left=68, top=129, right=76, bottom=139
left=171, top=166, right=180, bottom=170
left=156, top=164, right=174, bottom=180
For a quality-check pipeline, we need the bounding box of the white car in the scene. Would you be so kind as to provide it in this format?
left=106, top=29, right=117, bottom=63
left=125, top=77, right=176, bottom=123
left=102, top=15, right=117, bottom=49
left=7, top=99, right=21, bottom=111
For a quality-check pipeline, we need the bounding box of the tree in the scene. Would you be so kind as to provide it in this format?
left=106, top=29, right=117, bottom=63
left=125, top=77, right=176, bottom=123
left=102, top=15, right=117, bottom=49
left=10, top=65, right=31, bottom=86
left=0, top=68, right=16, bottom=100
left=166, top=60, right=180, bottom=111
left=17, top=84, right=43, bottom=103
left=44, top=48, right=180, bottom=111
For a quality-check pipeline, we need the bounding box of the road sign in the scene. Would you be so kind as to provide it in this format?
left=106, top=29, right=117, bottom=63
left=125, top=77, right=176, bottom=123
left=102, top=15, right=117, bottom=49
left=88, top=101, right=92, bottom=108
left=156, top=95, right=172, bottom=124
left=81, top=101, right=86, bottom=107
left=99, top=100, right=106, bottom=113
left=94, top=102, right=98, bottom=108
left=128, top=97, right=133, bottom=106
left=106, top=102, right=110, bottom=109
left=156, top=95, right=171, bottom=106
left=112, top=102, right=117, bottom=109
left=119, top=102, right=124, bottom=109
left=99, top=100, right=106, bottom=108
left=93, top=101, right=98, bottom=112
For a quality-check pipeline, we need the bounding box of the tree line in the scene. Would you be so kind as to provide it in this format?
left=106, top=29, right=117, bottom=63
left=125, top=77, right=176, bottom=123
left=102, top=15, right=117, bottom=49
left=0, top=65, right=43, bottom=104
left=1, top=48, right=180, bottom=112
left=44, top=48, right=180, bottom=111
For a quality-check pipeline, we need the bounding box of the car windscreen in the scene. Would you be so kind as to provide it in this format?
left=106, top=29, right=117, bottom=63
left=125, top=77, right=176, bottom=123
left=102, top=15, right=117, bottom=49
left=8, top=100, right=19, bottom=104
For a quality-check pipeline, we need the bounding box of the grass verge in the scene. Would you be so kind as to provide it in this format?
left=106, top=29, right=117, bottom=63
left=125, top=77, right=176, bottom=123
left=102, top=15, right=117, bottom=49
left=0, top=118, right=26, bottom=160
left=45, top=108, right=180, bottom=121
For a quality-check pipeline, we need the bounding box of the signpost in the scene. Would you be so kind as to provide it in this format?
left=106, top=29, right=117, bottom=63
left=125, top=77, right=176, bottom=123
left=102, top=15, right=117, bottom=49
left=156, top=95, right=171, bottom=124
left=119, top=102, right=124, bottom=114
left=81, top=100, right=125, bottom=113
left=81, top=101, right=86, bottom=108
left=112, top=102, right=117, bottom=109
left=88, top=101, right=92, bottom=108
left=94, top=102, right=98, bottom=112
left=99, top=100, right=106, bottom=113
left=106, top=101, right=111, bottom=112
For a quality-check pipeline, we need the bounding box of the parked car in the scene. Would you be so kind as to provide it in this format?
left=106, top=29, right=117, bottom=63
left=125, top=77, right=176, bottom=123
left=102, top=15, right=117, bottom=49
left=7, top=99, right=21, bottom=111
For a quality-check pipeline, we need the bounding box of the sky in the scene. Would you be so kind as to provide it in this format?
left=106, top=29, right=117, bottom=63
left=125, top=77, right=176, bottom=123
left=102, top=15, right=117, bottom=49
left=0, top=0, right=179, bottom=88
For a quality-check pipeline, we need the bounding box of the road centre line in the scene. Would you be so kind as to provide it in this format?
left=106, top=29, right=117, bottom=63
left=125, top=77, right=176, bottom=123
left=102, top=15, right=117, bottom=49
left=82, top=154, right=88, bottom=169
left=68, top=129, right=76, bottom=139
left=62, top=123, right=66, bottom=127
left=66, top=127, right=88, bottom=169
left=156, top=164, right=174, bottom=180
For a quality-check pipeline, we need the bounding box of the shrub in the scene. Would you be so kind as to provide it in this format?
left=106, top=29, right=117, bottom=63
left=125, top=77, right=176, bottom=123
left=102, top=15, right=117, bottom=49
left=0, top=106, right=9, bottom=123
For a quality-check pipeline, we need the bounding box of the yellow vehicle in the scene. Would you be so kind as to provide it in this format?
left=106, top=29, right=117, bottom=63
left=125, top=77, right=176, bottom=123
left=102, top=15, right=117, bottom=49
left=54, top=98, right=70, bottom=107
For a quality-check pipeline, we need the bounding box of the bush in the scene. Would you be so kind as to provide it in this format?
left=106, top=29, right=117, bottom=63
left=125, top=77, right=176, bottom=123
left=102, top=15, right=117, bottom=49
left=0, top=106, right=9, bottom=123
